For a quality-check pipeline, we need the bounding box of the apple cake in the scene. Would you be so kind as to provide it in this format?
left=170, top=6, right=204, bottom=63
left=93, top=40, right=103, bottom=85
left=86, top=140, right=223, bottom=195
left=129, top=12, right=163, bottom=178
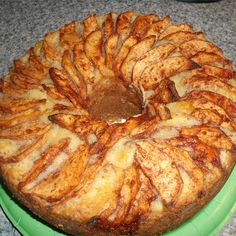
left=0, top=11, right=236, bottom=235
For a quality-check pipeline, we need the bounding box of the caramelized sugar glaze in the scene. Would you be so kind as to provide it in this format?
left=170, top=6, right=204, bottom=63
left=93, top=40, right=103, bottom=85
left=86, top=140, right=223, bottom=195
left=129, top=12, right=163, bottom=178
left=0, top=11, right=236, bottom=236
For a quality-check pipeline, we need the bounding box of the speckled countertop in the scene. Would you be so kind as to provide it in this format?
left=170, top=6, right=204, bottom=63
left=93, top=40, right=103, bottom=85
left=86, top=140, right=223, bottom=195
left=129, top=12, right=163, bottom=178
left=0, top=0, right=236, bottom=235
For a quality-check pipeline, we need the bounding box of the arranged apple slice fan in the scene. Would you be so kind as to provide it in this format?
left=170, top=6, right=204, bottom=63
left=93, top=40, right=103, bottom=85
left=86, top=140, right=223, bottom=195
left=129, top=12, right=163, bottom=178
left=0, top=11, right=235, bottom=236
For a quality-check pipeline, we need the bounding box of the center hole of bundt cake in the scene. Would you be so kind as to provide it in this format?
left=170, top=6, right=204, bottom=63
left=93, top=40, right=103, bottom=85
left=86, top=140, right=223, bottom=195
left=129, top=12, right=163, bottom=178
left=88, top=81, right=143, bottom=121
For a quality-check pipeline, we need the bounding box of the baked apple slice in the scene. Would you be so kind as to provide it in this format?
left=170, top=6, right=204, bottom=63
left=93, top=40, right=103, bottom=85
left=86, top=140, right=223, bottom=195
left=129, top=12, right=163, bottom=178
left=139, top=56, right=195, bottom=89
left=132, top=43, right=176, bottom=85
left=49, top=68, right=85, bottom=107
left=59, top=21, right=81, bottom=50
left=113, top=35, right=138, bottom=77
left=83, top=13, right=99, bottom=38
left=73, top=42, right=101, bottom=85
left=159, top=23, right=193, bottom=39
left=24, top=144, right=89, bottom=202
left=62, top=50, right=87, bottom=100
left=120, top=35, right=156, bottom=83
left=179, top=39, right=223, bottom=58
left=131, top=14, right=159, bottom=38
left=143, top=16, right=170, bottom=38
left=84, top=30, right=114, bottom=78
left=135, top=139, right=182, bottom=207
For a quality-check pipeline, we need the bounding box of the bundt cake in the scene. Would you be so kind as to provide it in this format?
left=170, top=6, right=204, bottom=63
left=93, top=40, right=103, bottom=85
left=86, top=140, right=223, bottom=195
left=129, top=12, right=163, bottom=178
left=0, top=11, right=235, bottom=235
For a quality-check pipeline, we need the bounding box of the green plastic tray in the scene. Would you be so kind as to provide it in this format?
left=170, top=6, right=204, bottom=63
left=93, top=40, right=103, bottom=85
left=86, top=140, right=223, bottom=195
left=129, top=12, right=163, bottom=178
left=1, top=166, right=236, bottom=236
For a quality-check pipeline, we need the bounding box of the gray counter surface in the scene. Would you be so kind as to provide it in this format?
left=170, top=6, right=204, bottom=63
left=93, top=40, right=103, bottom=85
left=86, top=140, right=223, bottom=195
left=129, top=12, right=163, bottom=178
left=0, top=0, right=236, bottom=235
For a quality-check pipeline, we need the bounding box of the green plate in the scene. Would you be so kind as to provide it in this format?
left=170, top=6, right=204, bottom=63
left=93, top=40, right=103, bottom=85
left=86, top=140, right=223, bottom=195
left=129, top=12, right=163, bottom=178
left=1, top=166, right=236, bottom=236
